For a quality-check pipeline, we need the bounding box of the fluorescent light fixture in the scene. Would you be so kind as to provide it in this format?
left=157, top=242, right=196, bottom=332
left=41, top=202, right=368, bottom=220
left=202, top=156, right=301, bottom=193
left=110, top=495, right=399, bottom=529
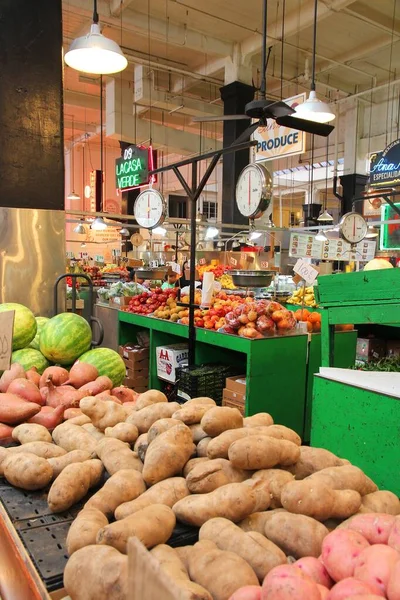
left=293, top=91, right=335, bottom=124
left=119, top=227, right=130, bottom=236
left=315, top=229, right=328, bottom=242
left=249, top=231, right=262, bottom=241
left=318, top=209, right=334, bottom=223
left=205, top=226, right=219, bottom=239
left=232, top=240, right=240, bottom=248
left=238, top=236, right=247, bottom=244
left=73, top=223, right=87, bottom=234
left=67, top=190, right=81, bottom=201
left=152, top=226, right=167, bottom=236
left=216, top=241, right=224, bottom=248
left=91, top=216, right=107, bottom=230
left=65, top=23, right=128, bottom=75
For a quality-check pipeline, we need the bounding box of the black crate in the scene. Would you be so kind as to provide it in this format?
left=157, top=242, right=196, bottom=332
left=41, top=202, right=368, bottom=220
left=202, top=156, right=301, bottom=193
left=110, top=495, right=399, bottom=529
left=176, top=363, right=239, bottom=404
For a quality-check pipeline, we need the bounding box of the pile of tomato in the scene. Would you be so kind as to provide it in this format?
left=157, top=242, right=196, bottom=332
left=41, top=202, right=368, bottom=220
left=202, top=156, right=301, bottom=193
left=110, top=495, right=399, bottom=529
left=126, top=288, right=178, bottom=315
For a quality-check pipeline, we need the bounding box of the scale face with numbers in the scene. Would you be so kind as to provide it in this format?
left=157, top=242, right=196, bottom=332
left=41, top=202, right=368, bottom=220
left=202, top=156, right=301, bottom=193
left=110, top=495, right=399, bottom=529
left=235, top=163, right=272, bottom=219
left=134, top=189, right=166, bottom=229
left=339, top=212, right=368, bottom=244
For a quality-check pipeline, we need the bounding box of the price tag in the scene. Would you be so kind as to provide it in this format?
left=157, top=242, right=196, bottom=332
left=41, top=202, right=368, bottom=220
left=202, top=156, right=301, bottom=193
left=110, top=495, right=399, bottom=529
left=66, top=251, right=75, bottom=259
left=170, top=262, right=181, bottom=275
left=112, top=248, right=121, bottom=257
left=95, top=255, right=104, bottom=263
left=80, top=252, right=89, bottom=259
left=198, top=258, right=207, bottom=266
left=0, top=310, right=15, bottom=371
left=230, top=257, right=238, bottom=267
left=260, top=260, right=269, bottom=269
left=293, top=259, right=319, bottom=284
left=214, top=281, right=222, bottom=292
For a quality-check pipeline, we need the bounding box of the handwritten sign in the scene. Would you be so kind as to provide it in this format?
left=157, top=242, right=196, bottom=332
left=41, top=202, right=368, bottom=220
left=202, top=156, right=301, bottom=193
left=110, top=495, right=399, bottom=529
left=293, top=259, right=319, bottom=284
left=260, top=260, right=269, bottom=269
left=95, top=255, right=104, bottom=264
left=112, top=248, right=121, bottom=257
left=80, top=252, right=89, bottom=259
left=66, top=251, right=75, bottom=259
left=198, top=258, right=207, bottom=266
left=0, top=311, right=15, bottom=371
left=230, top=257, right=238, bottom=267
left=169, top=262, right=181, bottom=275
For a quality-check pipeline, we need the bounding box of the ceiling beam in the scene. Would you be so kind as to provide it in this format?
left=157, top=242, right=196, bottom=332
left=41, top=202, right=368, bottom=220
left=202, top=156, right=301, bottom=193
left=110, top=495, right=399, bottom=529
left=110, top=0, right=135, bottom=18
left=343, top=3, right=400, bottom=38
left=64, top=89, right=100, bottom=111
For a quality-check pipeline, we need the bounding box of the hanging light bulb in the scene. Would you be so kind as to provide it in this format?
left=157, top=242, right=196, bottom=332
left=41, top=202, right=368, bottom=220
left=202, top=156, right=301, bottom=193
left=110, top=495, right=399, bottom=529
left=216, top=240, right=224, bottom=248
left=81, top=242, right=87, bottom=248
left=366, top=226, right=379, bottom=238
left=91, top=216, right=107, bottom=230
left=318, top=209, right=334, bottom=223
left=249, top=231, right=262, bottom=241
left=294, top=91, right=335, bottom=123
left=119, top=227, right=129, bottom=236
left=232, top=240, right=241, bottom=248
left=67, top=191, right=81, bottom=201
left=205, top=226, right=219, bottom=239
left=315, top=229, right=328, bottom=242
left=64, top=1, right=128, bottom=75
left=73, top=222, right=87, bottom=234
left=152, top=226, right=167, bottom=236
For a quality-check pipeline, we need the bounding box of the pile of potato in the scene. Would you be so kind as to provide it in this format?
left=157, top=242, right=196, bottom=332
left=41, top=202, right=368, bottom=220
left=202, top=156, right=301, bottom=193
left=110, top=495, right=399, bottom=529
left=0, top=388, right=399, bottom=600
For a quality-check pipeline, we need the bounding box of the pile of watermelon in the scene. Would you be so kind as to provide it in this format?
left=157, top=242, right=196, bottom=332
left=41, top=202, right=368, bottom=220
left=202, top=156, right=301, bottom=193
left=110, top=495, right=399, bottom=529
left=0, top=303, right=124, bottom=387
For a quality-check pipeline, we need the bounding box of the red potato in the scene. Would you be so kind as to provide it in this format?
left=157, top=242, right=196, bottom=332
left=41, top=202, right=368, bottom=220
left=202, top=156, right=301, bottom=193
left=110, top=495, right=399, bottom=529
left=0, top=393, right=41, bottom=424
left=262, top=565, right=321, bottom=600
left=112, top=387, right=138, bottom=404
left=26, top=367, right=41, bottom=387
left=387, top=560, right=400, bottom=600
left=229, top=586, right=262, bottom=600
left=65, top=362, right=98, bottom=388
left=47, top=385, right=88, bottom=410
left=28, top=404, right=65, bottom=428
left=327, top=578, right=384, bottom=600
left=353, top=544, right=399, bottom=595
left=295, top=558, right=333, bottom=588
left=321, top=530, right=370, bottom=582
left=7, top=378, right=44, bottom=405
left=388, top=516, right=400, bottom=551
left=0, top=423, right=14, bottom=440
left=80, top=376, right=113, bottom=395
left=39, top=367, right=69, bottom=388
left=317, top=585, right=329, bottom=600
left=0, top=363, right=25, bottom=392
left=340, top=514, right=396, bottom=545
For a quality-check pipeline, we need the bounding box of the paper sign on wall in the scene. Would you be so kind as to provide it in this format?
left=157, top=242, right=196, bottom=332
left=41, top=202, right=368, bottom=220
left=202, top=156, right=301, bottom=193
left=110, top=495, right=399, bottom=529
left=0, top=311, right=15, bottom=371
left=293, top=259, right=319, bottom=284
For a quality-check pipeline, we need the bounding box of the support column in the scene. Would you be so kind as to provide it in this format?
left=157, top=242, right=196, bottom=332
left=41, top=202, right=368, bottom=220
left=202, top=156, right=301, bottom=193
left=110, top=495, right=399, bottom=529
left=340, top=174, right=369, bottom=215
left=341, top=99, right=368, bottom=215
left=220, top=81, right=254, bottom=225
left=0, top=0, right=64, bottom=210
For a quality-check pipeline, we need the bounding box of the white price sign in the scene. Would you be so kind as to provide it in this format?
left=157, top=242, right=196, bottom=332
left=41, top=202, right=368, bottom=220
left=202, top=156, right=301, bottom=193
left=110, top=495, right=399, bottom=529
left=80, top=252, right=89, bottom=259
left=230, top=257, right=238, bottom=267
left=170, top=262, right=181, bottom=275
left=95, top=255, right=104, bottom=263
left=260, top=260, right=269, bottom=269
left=112, top=248, right=121, bottom=257
left=66, top=251, right=75, bottom=259
left=293, top=259, right=319, bottom=284
left=198, top=258, right=207, bottom=266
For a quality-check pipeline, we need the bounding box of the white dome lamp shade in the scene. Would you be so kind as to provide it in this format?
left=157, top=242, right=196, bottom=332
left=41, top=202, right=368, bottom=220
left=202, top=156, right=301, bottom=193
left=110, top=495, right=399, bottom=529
left=64, top=1, right=128, bottom=75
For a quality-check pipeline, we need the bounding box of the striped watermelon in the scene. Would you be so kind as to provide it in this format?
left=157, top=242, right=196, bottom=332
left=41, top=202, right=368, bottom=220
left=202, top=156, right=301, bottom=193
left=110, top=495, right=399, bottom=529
left=0, top=303, right=37, bottom=350
left=77, top=348, right=125, bottom=387
left=29, top=316, right=50, bottom=350
left=12, top=348, right=50, bottom=374
left=40, top=313, right=92, bottom=365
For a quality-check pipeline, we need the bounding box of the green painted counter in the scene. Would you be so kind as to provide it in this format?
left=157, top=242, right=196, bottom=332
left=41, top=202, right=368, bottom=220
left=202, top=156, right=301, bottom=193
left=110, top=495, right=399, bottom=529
left=311, top=376, right=400, bottom=495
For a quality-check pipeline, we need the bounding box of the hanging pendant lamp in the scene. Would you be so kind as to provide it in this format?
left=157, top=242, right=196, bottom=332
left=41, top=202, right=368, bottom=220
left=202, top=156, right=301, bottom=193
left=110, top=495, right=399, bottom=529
left=65, top=0, right=128, bottom=75
left=294, top=0, right=335, bottom=124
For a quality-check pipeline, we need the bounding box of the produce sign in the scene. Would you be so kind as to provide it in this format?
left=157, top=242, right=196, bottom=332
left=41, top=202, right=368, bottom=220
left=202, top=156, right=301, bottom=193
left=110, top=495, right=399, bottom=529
left=380, top=202, right=400, bottom=250
left=115, top=144, right=155, bottom=191
left=369, top=138, right=400, bottom=188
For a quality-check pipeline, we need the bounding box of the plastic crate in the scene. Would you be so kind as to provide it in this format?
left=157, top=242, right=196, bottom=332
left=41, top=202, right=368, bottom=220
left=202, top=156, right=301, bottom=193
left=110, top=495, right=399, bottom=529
left=177, top=363, right=239, bottom=404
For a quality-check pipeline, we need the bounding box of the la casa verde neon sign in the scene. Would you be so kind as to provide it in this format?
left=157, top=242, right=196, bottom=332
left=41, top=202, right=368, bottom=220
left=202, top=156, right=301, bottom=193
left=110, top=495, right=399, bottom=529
left=115, top=145, right=155, bottom=191
left=369, top=138, right=400, bottom=188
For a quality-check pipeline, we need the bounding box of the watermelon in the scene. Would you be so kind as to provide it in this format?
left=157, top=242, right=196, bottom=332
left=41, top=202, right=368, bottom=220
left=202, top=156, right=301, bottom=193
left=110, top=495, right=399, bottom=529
left=12, top=348, right=50, bottom=374
left=0, top=302, right=37, bottom=350
left=77, top=348, right=125, bottom=387
left=40, top=313, right=92, bottom=365
left=29, top=316, right=50, bottom=350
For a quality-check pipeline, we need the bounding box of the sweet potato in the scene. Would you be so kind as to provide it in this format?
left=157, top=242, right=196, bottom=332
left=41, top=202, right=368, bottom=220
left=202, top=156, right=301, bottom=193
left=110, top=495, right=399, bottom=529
left=79, top=376, right=113, bottom=396
left=0, top=423, right=13, bottom=440
left=264, top=512, right=329, bottom=558
left=79, top=397, right=127, bottom=432
left=285, top=447, right=347, bottom=479
left=294, top=557, right=333, bottom=588
left=229, top=586, right=262, bottom=600
left=52, top=422, right=98, bottom=456
left=115, top=476, right=189, bottom=520
left=143, top=423, right=194, bottom=485
left=48, top=450, right=92, bottom=478
left=173, top=481, right=266, bottom=527
left=7, top=378, right=43, bottom=405
left=104, top=422, right=139, bottom=443
left=308, top=466, right=377, bottom=495
left=134, top=389, right=168, bottom=411
left=186, top=458, right=249, bottom=493
left=151, top=544, right=212, bottom=600
left=47, top=459, right=103, bottom=512
left=244, top=413, right=274, bottom=428
left=189, top=424, right=209, bottom=443
left=359, top=491, right=400, bottom=515
left=12, top=423, right=52, bottom=444
left=197, top=437, right=212, bottom=457
left=95, top=438, right=143, bottom=475
left=3, top=452, right=53, bottom=490
left=200, top=407, right=243, bottom=438
left=64, top=545, right=128, bottom=600
left=8, top=441, right=66, bottom=459
left=85, top=469, right=146, bottom=516
left=66, top=508, right=109, bottom=555
left=147, top=418, right=182, bottom=444
left=188, top=540, right=259, bottom=600
left=262, top=565, right=321, bottom=600
left=327, top=578, right=383, bottom=600
left=353, top=544, right=399, bottom=595
left=126, top=402, right=180, bottom=434
left=229, top=436, right=300, bottom=470
left=134, top=433, right=149, bottom=462
left=183, top=457, right=209, bottom=477
left=387, top=561, right=400, bottom=600
left=339, top=513, right=395, bottom=544
left=82, top=423, right=105, bottom=441
left=388, top=515, right=400, bottom=551
left=97, top=503, right=176, bottom=553
left=0, top=393, right=41, bottom=424
left=252, top=469, right=294, bottom=508
left=200, top=518, right=286, bottom=581
left=281, top=479, right=362, bottom=521
left=321, top=529, right=370, bottom=581
left=238, top=509, right=287, bottom=535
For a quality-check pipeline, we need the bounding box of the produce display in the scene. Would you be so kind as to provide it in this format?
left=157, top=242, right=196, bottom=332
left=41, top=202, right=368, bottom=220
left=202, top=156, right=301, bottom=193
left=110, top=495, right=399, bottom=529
left=292, top=309, right=322, bottom=333
left=224, top=300, right=297, bottom=338
left=287, top=286, right=318, bottom=308
left=197, top=264, right=236, bottom=289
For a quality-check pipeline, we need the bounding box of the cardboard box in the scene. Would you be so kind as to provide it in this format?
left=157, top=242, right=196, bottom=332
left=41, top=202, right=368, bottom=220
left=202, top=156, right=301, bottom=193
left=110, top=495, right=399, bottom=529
left=119, top=345, right=149, bottom=362
left=156, top=344, right=188, bottom=383
left=123, top=375, right=149, bottom=390
left=222, top=387, right=246, bottom=403
left=222, top=396, right=245, bottom=416
left=126, top=365, right=149, bottom=379
left=124, top=357, right=149, bottom=372
left=356, top=338, right=386, bottom=362
left=225, top=375, right=247, bottom=396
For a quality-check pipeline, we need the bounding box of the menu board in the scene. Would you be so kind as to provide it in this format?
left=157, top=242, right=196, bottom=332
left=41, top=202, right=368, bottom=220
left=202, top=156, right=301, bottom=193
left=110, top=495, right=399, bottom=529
left=290, top=233, right=376, bottom=262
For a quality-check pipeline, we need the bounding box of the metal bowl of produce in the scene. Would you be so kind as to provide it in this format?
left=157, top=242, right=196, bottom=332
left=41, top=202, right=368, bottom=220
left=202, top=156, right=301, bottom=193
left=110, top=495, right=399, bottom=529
left=231, top=270, right=274, bottom=288
left=133, top=267, right=168, bottom=280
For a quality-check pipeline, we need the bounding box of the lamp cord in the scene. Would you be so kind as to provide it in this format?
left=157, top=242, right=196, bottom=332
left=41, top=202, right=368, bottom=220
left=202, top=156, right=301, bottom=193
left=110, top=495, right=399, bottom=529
left=93, top=0, right=99, bottom=23
left=100, top=74, right=103, bottom=212
left=260, top=0, right=268, bottom=99
left=311, top=0, right=317, bottom=92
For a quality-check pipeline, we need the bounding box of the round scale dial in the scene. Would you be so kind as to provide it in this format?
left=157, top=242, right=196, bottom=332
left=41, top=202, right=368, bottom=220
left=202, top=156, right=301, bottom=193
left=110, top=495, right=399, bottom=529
left=134, top=189, right=166, bottom=229
left=236, top=163, right=272, bottom=219
left=339, top=212, right=368, bottom=244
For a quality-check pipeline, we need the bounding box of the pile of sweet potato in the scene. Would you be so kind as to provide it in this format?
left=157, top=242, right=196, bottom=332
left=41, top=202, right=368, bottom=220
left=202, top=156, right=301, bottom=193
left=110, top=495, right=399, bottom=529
left=1, top=388, right=399, bottom=600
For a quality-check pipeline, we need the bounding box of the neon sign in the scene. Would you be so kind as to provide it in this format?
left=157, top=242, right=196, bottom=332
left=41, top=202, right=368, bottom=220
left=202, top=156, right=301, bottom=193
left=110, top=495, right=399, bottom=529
left=369, top=138, right=400, bottom=188
left=115, top=145, right=155, bottom=191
